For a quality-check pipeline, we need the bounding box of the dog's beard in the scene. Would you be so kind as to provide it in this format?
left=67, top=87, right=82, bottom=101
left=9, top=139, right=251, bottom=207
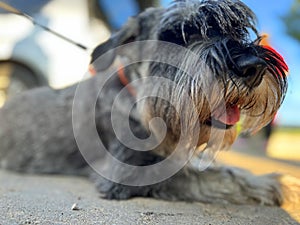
left=180, top=39, right=286, bottom=132
left=137, top=38, right=287, bottom=156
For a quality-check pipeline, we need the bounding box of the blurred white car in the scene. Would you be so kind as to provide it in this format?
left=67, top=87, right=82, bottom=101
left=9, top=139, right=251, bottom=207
left=0, top=0, right=110, bottom=106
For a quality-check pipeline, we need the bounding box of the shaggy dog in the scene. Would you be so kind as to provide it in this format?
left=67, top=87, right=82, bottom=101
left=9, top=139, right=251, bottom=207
left=0, top=0, right=299, bottom=206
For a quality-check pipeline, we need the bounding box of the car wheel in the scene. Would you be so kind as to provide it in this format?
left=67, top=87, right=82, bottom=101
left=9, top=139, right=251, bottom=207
left=0, top=61, right=40, bottom=107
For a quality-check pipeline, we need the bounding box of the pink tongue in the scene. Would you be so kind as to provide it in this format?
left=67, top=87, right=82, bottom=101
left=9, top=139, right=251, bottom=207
left=214, top=105, right=240, bottom=125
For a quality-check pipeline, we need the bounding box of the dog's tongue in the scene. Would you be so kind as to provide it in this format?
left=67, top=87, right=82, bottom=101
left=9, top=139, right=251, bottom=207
left=213, top=105, right=240, bottom=125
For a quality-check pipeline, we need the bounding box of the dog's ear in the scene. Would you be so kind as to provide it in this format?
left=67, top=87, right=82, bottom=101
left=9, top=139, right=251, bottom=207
left=90, top=17, right=139, bottom=71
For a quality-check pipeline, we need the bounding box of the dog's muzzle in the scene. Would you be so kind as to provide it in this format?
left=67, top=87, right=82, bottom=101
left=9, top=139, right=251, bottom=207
left=204, top=54, right=269, bottom=130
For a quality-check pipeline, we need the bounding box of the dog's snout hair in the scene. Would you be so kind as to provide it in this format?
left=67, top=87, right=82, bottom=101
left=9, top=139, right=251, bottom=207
left=145, top=35, right=287, bottom=142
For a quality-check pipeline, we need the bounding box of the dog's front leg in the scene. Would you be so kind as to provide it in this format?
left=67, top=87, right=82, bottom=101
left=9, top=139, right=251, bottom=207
left=154, top=166, right=300, bottom=208
left=150, top=166, right=284, bottom=205
left=90, top=161, right=291, bottom=206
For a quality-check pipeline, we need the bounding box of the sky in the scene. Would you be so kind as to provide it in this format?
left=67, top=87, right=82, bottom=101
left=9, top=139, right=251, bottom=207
left=161, top=0, right=300, bottom=126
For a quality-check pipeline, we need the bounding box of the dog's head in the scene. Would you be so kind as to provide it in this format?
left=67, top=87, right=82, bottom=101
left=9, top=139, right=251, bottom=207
left=90, top=0, right=288, bottom=155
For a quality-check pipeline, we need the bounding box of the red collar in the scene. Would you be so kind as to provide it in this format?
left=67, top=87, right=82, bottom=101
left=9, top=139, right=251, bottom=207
left=89, top=64, right=136, bottom=96
left=117, top=64, right=136, bottom=96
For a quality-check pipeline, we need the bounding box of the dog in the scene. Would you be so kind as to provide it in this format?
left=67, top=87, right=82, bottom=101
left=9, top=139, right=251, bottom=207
left=0, top=0, right=299, bottom=206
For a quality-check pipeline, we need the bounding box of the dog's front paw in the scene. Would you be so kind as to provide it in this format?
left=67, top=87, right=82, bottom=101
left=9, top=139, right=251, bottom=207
left=241, top=172, right=283, bottom=206
left=216, top=168, right=283, bottom=206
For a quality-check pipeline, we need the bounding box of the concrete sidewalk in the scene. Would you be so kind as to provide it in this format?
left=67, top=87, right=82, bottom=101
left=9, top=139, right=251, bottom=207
left=0, top=152, right=300, bottom=225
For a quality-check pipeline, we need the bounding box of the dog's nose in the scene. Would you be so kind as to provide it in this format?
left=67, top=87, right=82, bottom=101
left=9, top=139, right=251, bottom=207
left=236, top=55, right=267, bottom=87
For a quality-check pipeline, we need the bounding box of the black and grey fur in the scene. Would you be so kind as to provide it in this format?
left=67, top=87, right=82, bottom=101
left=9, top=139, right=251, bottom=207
left=0, top=0, right=299, bottom=206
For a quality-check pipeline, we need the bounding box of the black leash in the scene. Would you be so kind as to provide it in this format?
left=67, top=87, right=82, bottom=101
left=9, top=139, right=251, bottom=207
left=0, top=1, right=89, bottom=51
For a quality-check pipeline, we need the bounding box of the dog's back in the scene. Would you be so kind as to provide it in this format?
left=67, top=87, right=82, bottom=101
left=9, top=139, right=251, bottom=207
left=0, top=84, right=85, bottom=174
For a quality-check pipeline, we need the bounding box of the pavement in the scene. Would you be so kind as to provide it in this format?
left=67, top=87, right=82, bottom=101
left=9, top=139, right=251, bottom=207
left=1, top=150, right=300, bottom=225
